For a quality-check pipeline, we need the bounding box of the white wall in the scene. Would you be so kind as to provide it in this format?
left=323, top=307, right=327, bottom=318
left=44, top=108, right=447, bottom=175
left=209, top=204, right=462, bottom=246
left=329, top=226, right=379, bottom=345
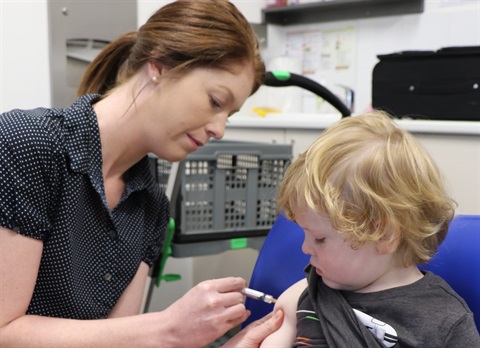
left=137, top=0, right=265, bottom=25
left=137, top=0, right=173, bottom=25
left=0, top=0, right=51, bottom=112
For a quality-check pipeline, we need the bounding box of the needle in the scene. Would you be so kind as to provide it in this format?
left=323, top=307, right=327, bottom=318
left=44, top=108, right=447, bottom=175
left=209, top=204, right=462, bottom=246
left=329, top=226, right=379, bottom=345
left=241, top=287, right=276, bottom=304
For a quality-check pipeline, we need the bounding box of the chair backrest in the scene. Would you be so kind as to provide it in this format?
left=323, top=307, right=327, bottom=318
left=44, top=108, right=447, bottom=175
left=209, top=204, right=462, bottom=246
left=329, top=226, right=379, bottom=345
left=244, top=214, right=480, bottom=332
left=419, top=215, right=480, bottom=331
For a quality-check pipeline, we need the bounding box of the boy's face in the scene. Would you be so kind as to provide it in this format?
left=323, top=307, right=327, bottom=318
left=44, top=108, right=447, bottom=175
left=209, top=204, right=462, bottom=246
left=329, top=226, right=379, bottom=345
left=296, top=209, right=397, bottom=293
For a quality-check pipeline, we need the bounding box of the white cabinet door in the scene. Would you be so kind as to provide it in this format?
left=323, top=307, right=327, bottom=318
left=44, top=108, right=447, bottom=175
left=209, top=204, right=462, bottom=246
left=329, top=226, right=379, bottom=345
left=286, top=128, right=326, bottom=159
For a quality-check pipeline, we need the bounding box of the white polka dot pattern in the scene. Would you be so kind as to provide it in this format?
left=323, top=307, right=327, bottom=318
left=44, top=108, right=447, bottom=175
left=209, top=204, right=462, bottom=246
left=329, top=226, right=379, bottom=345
left=0, top=94, right=169, bottom=319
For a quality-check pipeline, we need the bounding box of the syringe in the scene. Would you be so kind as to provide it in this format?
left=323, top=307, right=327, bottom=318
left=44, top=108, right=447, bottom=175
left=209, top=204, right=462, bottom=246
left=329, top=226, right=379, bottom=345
left=241, top=287, right=276, bottom=304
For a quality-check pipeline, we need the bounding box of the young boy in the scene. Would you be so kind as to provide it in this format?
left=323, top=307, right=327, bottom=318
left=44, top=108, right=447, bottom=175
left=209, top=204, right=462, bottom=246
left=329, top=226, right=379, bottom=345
left=261, top=112, right=480, bottom=347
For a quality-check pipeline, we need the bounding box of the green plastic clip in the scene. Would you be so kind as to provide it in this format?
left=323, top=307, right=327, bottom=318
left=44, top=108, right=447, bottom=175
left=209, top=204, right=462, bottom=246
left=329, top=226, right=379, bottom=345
left=231, top=238, right=248, bottom=250
left=156, top=218, right=181, bottom=287
left=271, top=70, right=291, bottom=81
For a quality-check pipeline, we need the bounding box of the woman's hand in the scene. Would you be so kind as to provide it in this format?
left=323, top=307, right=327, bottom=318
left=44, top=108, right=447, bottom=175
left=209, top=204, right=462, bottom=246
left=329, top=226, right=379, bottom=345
left=161, top=277, right=248, bottom=347
left=223, top=310, right=284, bottom=348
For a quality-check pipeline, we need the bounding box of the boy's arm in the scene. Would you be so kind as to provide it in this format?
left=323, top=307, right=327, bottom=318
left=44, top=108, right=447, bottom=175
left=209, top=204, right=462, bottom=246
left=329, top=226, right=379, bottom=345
left=260, top=278, right=308, bottom=347
left=445, top=313, right=480, bottom=346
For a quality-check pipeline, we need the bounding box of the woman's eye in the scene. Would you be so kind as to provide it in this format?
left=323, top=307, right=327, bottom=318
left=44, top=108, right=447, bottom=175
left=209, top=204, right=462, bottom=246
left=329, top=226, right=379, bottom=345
left=315, top=237, right=326, bottom=244
left=210, top=96, right=221, bottom=108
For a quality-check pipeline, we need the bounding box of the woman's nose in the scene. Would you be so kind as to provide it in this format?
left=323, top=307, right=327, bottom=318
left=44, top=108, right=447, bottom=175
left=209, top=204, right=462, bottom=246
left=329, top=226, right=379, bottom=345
left=206, top=113, right=227, bottom=140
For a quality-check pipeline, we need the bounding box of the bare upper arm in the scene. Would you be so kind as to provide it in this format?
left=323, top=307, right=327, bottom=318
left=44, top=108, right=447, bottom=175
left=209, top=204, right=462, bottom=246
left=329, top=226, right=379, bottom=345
left=0, top=226, right=43, bottom=328
left=108, top=261, right=149, bottom=318
left=260, top=278, right=308, bottom=347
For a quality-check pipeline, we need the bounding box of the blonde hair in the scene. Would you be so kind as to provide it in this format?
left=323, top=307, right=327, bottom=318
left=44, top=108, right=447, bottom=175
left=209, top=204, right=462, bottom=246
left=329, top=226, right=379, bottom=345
left=277, top=111, right=456, bottom=266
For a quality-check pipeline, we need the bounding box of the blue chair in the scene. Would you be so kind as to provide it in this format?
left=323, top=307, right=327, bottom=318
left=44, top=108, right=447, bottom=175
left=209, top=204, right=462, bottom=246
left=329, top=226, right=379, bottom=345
left=244, top=214, right=480, bottom=332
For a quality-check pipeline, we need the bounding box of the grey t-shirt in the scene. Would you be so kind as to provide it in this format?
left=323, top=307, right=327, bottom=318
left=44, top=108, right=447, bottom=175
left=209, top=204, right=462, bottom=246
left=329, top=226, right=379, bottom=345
left=295, top=268, right=479, bottom=347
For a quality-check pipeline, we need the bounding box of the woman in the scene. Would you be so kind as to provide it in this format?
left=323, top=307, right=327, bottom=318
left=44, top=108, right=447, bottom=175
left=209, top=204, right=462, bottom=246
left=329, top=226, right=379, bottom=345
left=0, top=1, right=282, bottom=346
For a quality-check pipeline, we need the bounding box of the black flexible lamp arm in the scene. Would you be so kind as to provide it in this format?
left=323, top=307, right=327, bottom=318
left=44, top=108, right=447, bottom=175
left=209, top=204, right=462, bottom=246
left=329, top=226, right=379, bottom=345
left=264, top=71, right=351, bottom=117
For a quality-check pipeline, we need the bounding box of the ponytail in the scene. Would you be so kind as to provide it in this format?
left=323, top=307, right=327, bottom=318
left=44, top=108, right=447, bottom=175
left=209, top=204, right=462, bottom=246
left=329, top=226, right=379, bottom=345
left=76, top=0, right=264, bottom=98
left=76, top=32, right=137, bottom=97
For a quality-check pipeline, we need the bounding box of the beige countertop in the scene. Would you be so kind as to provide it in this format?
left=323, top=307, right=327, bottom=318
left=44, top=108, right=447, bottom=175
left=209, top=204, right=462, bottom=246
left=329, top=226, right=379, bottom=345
left=228, top=113, right=480, bottom=136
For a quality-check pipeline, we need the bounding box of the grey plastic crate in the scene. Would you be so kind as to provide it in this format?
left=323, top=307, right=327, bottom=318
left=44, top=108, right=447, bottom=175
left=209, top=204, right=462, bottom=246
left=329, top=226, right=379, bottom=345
left=152, top=140, right=292, bottom=243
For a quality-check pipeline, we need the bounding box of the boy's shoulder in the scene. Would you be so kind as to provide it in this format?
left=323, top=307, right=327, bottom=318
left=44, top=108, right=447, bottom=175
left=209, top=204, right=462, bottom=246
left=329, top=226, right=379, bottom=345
left=406, top=271, right=470, bottom=310
left=345, top=271, right=476, bottom=342
left=345, top=271, right=470, bottom=312
left=338, top=271, right=479, bottom=346
left=419, top=271, right=473, bottom=314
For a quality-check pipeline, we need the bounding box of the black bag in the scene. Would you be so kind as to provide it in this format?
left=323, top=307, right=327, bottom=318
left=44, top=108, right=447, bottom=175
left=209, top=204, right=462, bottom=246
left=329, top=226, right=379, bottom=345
left=372, top=46, right=480, bottom=121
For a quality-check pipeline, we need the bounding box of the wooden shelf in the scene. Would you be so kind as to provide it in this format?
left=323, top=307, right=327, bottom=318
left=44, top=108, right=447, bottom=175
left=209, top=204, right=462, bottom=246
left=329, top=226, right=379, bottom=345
left=263, top=0, right=424, bottom=25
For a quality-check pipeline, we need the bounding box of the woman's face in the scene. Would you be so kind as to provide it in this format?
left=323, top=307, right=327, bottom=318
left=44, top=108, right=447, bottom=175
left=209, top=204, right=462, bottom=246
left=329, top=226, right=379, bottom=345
left=143, top=62, right=255, bottom=162
left=296, top=209, right=396, bottom=293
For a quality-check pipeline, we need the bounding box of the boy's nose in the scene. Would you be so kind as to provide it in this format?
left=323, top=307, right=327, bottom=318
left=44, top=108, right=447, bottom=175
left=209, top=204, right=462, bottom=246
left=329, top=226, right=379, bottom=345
left=301, top=236, right=311, bottom=255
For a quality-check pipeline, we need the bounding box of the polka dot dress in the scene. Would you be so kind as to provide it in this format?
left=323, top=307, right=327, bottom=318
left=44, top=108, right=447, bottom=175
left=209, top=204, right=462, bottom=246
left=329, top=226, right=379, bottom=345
left=0, top=94, right=170, bottom=319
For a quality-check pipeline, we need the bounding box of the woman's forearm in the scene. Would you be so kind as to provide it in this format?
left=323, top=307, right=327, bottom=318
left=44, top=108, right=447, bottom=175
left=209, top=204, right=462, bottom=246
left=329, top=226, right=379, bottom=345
left=0, top=312, right=171, bottom=348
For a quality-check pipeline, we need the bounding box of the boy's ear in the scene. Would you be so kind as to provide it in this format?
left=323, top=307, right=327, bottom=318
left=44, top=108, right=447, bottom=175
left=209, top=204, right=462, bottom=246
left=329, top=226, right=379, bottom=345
left=373, top=221, right=401, bottom=254
left=377, top=239, right=398, bottom=254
